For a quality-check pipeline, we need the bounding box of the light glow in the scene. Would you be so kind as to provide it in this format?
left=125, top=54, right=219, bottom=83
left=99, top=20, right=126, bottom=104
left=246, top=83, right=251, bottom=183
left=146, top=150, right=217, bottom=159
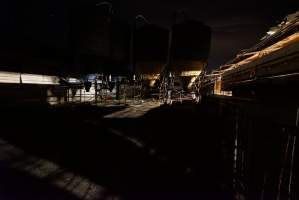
left=0, top=71, right=20, bottom=84
left=267, top=30, right=276, bottom=35
left=149, top=79, right=156, bottom=87
left=142, top=74, right=160, bottom=80
left=180, top=70, right=202, bottom=77
left=224, top=32, right=299, bottom=73
left=67, top=77, right=81, bottom=84
left=0, top=71, right=59, bottom=85
left=188, top=76, right=197, bottom=89
left=22, top=73, right=60, bottom=85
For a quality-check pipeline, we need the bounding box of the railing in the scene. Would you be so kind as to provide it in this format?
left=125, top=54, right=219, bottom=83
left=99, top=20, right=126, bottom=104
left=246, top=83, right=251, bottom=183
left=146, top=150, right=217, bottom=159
left=216, top=97, right=298, bottom=200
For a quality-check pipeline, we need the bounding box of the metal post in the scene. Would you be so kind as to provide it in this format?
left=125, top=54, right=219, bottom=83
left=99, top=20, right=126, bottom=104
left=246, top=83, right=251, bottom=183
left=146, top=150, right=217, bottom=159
left=124, top=79, right=127, bottom=104
left=94, top=75, right=98, bottom=104
left=133, top=77, right=135, bottom=104
left=233, top=108, right=239, bottom=190
left=80, top=88, right=82, bottom=103
left=288, top=136, right=296, bottom=200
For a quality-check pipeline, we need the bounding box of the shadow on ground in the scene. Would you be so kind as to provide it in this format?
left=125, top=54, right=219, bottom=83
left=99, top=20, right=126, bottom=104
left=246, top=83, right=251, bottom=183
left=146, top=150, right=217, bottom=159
left=0, top=101, right=234, bottom=199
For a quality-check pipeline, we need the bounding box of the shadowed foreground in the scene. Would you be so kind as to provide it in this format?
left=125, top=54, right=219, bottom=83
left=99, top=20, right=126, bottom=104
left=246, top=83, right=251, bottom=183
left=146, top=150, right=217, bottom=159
left=0, top=101, right=233, bottom=199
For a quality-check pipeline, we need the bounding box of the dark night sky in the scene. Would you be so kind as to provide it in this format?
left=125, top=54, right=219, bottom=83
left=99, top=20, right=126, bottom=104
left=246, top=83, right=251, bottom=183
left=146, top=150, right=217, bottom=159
left=119, top=0, right=298, bottom=70
left=0, top=0, right=299, bottom=72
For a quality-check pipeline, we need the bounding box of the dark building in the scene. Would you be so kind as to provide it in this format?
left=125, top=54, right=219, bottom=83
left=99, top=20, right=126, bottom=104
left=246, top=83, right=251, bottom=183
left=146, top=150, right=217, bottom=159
left=0, top=0, right=130, bottom=76
left=73, top=1, right=130, bottom=75
left=169, top=19, right=211, bottom=74
left=134, top=24, right=169, bottom=75
left=0, top=0, right=71, bottom=75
